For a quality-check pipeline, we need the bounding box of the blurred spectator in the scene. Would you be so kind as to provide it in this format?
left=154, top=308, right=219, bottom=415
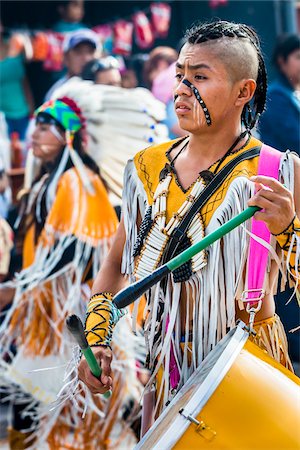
left=122, top=53, right=149, bottom=88
left=45, top=29, right=100, bottom=100
left=81, top=56, right=121, bottom=86
left=147, top=47, right=185, bottom=139
left=0, top=23, right=34, bottom=140
left=152, top=61, right=186, bottom=139
left=53, top=0, right=86, bottom=33
left=259, top=34, right=300, bottom=156
left=121, top=68, right=138, bottom=89
left=142, top=46, right=177, bottom=90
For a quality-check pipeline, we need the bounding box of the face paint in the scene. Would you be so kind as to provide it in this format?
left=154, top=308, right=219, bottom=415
left=182, top=78, right=212, bottom=126
left=50, top=124, right=65, bottom=143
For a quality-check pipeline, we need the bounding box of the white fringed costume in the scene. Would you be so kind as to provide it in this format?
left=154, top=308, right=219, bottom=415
left=121, top=136, right=299, bottom=415
left=0, top=81, right=169, bottom=449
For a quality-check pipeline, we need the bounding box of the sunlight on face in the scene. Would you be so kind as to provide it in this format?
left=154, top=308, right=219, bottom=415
left=31, top=123, right=65, bottom=162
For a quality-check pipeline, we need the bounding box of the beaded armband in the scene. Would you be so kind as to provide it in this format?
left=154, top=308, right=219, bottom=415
left=272, top=215, right=300, bottom=275
left=85, top=292, right=125, bottom=347
left=272, top=215, right=300, bottom=248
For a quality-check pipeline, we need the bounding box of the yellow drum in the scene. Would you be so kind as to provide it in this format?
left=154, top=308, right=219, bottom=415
left=135, top=322, right=300, bottom=450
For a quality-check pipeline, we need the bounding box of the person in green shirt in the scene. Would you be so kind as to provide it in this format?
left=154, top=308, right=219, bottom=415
left=0, top=24, right=34, bottom=140
left=53, top=0, right=86, bottom=33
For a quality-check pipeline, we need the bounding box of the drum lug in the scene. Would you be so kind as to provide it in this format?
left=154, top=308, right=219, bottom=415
left=179, top=408, right=217, bottom=441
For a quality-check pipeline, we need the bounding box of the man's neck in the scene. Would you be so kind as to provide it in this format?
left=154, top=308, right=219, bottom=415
left=187, top=126, right=248, bottom=165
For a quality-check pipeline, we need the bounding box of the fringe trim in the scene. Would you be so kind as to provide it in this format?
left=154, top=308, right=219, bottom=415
left=140, top=176, right=256, bottom=412
left=252, top=314, right=294, bottom=372
left=0, top=233, right=112, bottom=358
left=121, top=159, right=148, bottom=278
left=120, top=151, right=298, bottom=415
left=40, top=316, right=144, bottom=450
left=0, top=316, right=145, bottom=449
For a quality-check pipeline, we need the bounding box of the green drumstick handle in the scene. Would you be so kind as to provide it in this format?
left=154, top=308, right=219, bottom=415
left=114, top=206, right=261, bottom=309
left=66, top=314, right=111, bottom=399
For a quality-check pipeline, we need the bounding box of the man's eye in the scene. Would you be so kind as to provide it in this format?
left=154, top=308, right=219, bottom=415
left=175, top=73, right=183, bottom=80
left=195, top=75, right=207, bottom=80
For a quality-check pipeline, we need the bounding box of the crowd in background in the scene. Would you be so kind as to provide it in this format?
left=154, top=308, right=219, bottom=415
left=0, top=0, right=299, bottom=344
left=0, top=2, right=299, bottom=446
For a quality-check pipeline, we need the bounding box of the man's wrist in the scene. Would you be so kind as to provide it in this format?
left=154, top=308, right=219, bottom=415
left=85, top=292, right=125, bottom=347
left=272, top=214, right=300, bottom=249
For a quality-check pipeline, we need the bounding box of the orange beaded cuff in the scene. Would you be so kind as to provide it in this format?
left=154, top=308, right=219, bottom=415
left=85, top=292, right=124, bottom=347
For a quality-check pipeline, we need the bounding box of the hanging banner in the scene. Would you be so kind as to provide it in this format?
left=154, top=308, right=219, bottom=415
left=133, top=11, right=154, bottom=49
left=150, top=2, right=171, bottom=38
left=93, top=24, right=114, bottom=55
left=43, top=32, right=64, bottom=71
left=113, top=20, right=134, bottom=55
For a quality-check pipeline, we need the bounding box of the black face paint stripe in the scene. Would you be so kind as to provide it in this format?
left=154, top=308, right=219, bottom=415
left=182, top=78, right=212, bottom=126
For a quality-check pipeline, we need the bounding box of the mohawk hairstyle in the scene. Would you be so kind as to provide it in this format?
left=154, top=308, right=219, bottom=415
left=184, top=20, right=267, bottom=130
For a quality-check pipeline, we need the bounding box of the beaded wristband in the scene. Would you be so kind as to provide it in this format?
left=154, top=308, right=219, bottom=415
left=85, top=292, right=125, bottom=347
left=272, top=215, right=300, bottom=250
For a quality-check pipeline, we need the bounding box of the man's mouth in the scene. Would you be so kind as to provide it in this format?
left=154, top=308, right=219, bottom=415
left=175, top=102, right=191, bottom=113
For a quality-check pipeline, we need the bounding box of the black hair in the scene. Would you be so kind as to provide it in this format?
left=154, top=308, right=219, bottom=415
left=81, top=57, right=120, bottom=82
left=57, top=1, right=73, bottom=8
left=184, top=20, right=267, bottom=130
left=272, top=34, right=300, bottom=67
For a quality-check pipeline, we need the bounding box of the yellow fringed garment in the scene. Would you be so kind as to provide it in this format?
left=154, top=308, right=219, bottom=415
left=8, top=168, right=118, bottom=357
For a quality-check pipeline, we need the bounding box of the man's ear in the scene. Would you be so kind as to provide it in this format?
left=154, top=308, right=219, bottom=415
left=235, top=79, right=256, bottom=107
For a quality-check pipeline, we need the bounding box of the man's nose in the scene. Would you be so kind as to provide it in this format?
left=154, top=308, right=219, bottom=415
left=174, top=78, right=192, bottom=97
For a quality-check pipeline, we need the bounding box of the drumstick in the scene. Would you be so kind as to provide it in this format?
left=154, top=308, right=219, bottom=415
left=114, top=206, right=261, bottom=308
left=66, top=314, right=111, bottom=399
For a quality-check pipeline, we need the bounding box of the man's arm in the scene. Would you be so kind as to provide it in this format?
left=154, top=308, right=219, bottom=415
left=91, top=217, right=128, bottom=296
left=78, top=218, right=127, bottom=394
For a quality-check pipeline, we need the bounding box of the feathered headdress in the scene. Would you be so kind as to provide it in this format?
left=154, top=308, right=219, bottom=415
left=49, top=77, right=168, bottom=204
left=34, top=97, right=95, bottom=196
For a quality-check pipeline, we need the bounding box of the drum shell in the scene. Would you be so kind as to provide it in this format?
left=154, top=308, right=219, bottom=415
left=174, top=340, right=300, bottom=450
left=136, top=326, right=300, bottom=450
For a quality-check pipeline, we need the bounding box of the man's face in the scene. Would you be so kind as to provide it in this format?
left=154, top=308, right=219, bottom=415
left=62, top=0, right=84, bottom=23
left=65, top=42, right=96, bottom=76
left=174, top=43, right=241, bottom=134
left=95, top=69, right=122, bottom=87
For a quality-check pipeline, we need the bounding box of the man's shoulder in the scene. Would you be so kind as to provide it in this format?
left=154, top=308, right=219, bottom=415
left=133, top=138, right=183, bottom=165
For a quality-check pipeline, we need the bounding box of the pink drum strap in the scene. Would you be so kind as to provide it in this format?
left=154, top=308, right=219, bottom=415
left=166, top=316, right=180, bottom=389
left=246, top=144, right=282, bottom=305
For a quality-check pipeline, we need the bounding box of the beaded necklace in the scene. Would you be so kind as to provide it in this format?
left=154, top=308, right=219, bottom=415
left=134, top=131, right=250, bottom=280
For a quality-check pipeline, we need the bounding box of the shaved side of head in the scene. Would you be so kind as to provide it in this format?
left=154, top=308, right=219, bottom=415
left=201, top=38, right=259, bottom=83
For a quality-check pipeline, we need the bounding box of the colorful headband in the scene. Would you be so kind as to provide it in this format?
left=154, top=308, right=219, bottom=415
left=35, top=99, right=82, bottom=133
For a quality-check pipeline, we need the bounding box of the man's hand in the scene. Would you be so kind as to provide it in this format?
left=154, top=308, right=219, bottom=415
left=248, top=176, right=295, bottom=235
left=78, top=346, right=113, bottom=394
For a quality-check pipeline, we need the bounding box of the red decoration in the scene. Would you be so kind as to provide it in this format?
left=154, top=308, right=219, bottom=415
left=43, top=32, right=64, bottom=72
left=209, top=0, right=228, bottom=8
left=150, top=2, right=171, bottom=38
left=113, top=20, right=134, bottom=55
left=92, top=24, right=113, bottom=54
left=133, top=11, right=154, bottom=49
left=32, top=32, right=49, bottom=61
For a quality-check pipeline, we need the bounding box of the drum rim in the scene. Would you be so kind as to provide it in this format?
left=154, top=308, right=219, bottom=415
left=135, top=321, right=250, bottom=450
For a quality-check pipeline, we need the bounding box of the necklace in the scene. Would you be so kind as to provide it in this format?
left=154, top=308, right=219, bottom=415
left=134, top=154, right=207, bottom=279
left=134, top=132, right=251, bottom=279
